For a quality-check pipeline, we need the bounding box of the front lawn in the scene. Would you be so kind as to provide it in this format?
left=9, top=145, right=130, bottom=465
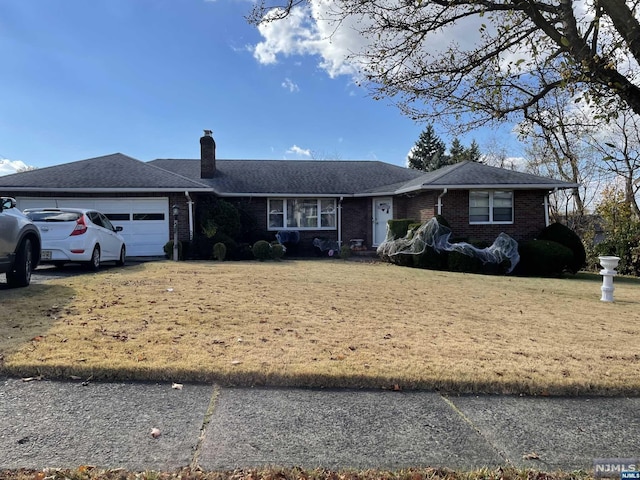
left=1, top=260, right=639, bottom=395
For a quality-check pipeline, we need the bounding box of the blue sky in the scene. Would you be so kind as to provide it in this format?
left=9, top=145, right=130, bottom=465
left=0, top=0, right=522, bottom=175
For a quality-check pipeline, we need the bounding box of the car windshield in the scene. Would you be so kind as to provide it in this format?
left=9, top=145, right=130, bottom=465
left=26, top=211, right=82, bottom=222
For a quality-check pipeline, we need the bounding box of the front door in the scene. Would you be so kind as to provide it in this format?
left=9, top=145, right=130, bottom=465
left=372, top=197, right=393, bottom=246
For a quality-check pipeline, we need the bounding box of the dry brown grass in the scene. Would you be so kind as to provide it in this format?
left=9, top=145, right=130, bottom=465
left=1, top=259, right=639, bottom=395
left=0, top=466, right=595, bottom=480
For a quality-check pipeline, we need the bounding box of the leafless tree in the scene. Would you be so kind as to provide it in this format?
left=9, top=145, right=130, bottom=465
left=249, top=0, right=640, bottom=131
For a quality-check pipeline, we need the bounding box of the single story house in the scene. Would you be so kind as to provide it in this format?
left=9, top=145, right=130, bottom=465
left=0, top=131, right=578, bottom=256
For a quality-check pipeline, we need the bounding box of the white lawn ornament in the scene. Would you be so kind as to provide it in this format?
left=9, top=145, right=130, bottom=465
left=598, top=256, right=621, bottom=302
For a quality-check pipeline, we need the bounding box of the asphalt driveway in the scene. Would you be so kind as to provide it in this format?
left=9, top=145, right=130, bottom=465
left=0, top=257, right=160, bottom=287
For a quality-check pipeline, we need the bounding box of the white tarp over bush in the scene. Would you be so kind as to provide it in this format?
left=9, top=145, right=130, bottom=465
left=376, top=217, right=520, bottom=273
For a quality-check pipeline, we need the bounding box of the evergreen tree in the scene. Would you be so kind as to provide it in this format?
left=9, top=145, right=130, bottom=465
left=449, top=138, right=466, bottom=163
left=407, top=125, right=447, bottom=172
left=450, top=138, right=482, bottom=163
left=462, top=140, right=482, bottom=162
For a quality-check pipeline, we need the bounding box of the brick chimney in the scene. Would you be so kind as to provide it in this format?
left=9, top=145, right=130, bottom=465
left=200, top=130, right=216, bottom=178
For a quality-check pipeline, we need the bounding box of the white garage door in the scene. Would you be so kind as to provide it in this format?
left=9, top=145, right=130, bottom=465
left=17, top=197, right=169, bottom=257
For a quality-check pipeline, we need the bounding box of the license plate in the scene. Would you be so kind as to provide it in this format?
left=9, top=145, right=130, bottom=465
left=41, top=250, right=52, bottom=260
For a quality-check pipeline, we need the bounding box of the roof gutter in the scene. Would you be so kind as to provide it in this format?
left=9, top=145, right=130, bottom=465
left=394, top=183, right=581, bottom=195
left=0, top=187, right=212, bottom=193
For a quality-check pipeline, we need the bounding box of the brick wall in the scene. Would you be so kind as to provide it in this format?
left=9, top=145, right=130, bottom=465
left=341, top=197, right=371, bottom=247
left=168, top=193, right=191, bottom=243
left=402, top=192, right=437, bottom=223
left=433, top=189, right=547, bottom=242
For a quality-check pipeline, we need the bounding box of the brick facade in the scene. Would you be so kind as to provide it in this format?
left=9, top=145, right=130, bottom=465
left=15, top=189, right=549, bottom=253
left=403, top=189, right=548, bottom=243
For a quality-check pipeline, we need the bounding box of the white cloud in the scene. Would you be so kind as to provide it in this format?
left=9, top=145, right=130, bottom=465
left=281, top=77, right=300, bottom=92
left=252, top=1, right=496, bottom=82
left=0, top=158, right=30, bottom=176
left=253, top=1, right=365, bottom=79
left=285, top=144, right=312, bottom=157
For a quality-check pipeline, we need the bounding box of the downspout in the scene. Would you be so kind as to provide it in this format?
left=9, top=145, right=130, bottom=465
left=337, top=196, right=343, bottom=247
left=185, top=191, right=194, bottom=241
left=437, top=188, right=448, bottom=215
left=544, top=194, right=550, bottom=227
left=544, top=188, right=557, bottom=227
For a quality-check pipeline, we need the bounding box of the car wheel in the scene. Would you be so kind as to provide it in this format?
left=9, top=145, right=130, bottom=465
left=116, top=245, right=126, bottom=266
left=6, top=238, right=33, bottom=288
left=87, top=245, right=101, bottom=271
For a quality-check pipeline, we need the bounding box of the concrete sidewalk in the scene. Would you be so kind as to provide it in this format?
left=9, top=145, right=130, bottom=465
left=1, top=377, right=638, bottom=472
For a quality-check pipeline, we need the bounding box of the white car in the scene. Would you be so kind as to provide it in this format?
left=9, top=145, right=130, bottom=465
left=24, top=208, right=126, bottom=270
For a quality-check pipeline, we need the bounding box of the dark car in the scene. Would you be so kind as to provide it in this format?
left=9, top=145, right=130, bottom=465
left=0, top=197, right=41, bottom=287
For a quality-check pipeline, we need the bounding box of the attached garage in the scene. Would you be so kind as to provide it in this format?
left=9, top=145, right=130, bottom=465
left=17, top=197, right=169, bottom=257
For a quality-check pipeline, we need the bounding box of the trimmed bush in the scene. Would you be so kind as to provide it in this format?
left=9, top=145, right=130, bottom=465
left=271, top=243, right=285, bottom=260
left=538, top=222, right=586, bottom=274
left=213, top=242, right=227, bottom=261
left=434, top=214, right=451, bottom=228
left=252, top=240, right=272, bottom=261
left=233, top=243, right=254, bottom=261
left=514, top=239, right=574, bottom=277
left=163, top=241, right=183, bottom=260
left=387, top=219, right=415, bottom=240
left=447, top=251, right=483, bottom=273
left=413, top=246, right=448, bottom=270
left=339, top=245, right=351, bottom=259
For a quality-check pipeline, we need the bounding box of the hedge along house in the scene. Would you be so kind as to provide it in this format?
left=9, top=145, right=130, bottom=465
left=0, top=131, right=578, bottom=256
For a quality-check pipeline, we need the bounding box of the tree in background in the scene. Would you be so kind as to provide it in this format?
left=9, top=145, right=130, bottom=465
left=593, top=185, right=640, bottom=276
left=588, top=109, right=640, bottom=219
left=407, top=125, right=446, bottom=172
left=517, top=89, right=603, bottom=228
left=450, top=139, right=481, bottom=163
left=250, top=0, right=640, bottom=131
left=407, top=126, right=481, bottom=172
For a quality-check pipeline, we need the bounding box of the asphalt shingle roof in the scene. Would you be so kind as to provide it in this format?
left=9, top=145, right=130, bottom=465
left=0, top=154, right=577, bottom=195
left=395, top=161, right=579, bottom=192
left=148, top=159, right=425, bottom=195
left=0, top=154, right=209, bottom=191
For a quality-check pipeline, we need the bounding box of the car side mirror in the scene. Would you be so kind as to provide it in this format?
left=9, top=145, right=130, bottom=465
left=1, top=197, right=16, bottom=211
left=115, top=226, right=123, bottom=232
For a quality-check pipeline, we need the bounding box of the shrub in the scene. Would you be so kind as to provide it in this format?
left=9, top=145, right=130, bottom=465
left=163, top=241, right=183, bottom=260
left=434, top=214, right=451, bottom=228
left=232, top=243, right=254, bottom=261
left=592, top=187, right=640, bottom=276
left=213, top=242, right=227, bottom=261
left=339, top=245, right=351, bottom=259
left=413, top=246, right=448, bottom=270
left=271, top=243, right=285, bottom=260
left=252, top=240, right=272, bottom=261
left=514, top=239, right=574, bottom=277
left=538, top=222, right=586, bottom=274
left=387, top=219, right=415, bottom=240
left=447, top=251, right=483, bottom=273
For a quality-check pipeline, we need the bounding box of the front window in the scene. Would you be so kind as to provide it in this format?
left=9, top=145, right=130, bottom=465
left=469, top=191, right=513, bottom=224
left=268, top=198, right=336, bottom=230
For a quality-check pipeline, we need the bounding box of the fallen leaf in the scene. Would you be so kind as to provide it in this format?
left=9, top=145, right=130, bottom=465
left=392, top=384, right=402, bottom=391
left=523, top=452, right=540, bottom=460
left=31, top=336, right=45, bottom=342
left=231, top=360, right=242, bottom=365
left=69, top=375, right=82, bottom=380
left=22, top=375, right=44, bottom=382
left=172, top=382, right=183, bottom=390
left=150, top=428, right=161, bottom=438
